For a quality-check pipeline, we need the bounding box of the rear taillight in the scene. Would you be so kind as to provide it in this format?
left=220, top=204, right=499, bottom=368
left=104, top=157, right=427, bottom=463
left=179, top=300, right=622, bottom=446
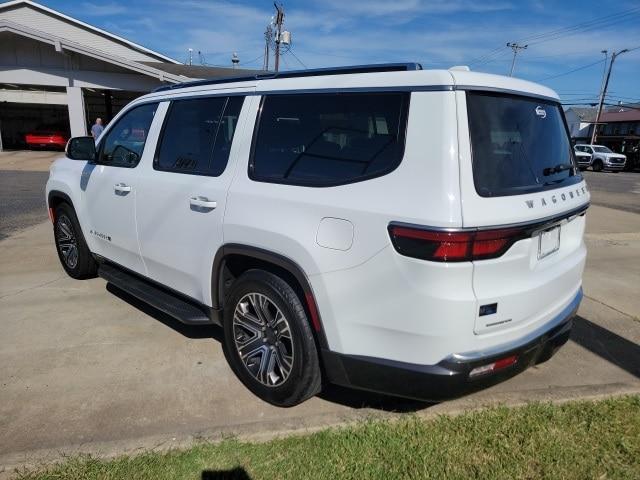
left=388, top=224, right=527, bottom=262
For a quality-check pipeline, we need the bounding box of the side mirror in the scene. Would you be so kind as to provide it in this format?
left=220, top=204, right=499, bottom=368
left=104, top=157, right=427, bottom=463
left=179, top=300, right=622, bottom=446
left=66, top=136, right=96, bottom=161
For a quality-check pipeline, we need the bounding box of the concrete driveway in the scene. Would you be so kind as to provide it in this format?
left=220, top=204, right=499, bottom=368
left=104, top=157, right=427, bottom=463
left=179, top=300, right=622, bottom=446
left=1, top=153, right=639, bottom=472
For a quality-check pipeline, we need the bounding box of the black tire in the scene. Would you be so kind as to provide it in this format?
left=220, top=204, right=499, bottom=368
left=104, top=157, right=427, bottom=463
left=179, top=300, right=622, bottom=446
left=53, top=203, right=98, bottom=279
left=222, top=269, right=322, bottom=407
left=592, top=159, right=604, bottom=172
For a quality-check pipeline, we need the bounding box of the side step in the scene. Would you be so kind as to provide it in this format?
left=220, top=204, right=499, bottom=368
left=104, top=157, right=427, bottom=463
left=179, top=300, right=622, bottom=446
left=98, top=263, right=216, bottom=325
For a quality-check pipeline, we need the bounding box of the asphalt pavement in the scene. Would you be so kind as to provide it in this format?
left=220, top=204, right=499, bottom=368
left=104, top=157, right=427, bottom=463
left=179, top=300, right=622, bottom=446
left=1, top=151, right=639, bottom=474
left=582, top=170, right=640, bottom=214
left=0, top=170, right=49, bottom=240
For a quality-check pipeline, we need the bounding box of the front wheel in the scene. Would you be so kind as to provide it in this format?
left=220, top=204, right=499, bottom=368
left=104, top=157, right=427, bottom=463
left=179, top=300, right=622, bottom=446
left=53, top=203, right=98, bottom=279
left=592, top=159, right=604, bottom=172
left=222, top=270, right=322, bottom=407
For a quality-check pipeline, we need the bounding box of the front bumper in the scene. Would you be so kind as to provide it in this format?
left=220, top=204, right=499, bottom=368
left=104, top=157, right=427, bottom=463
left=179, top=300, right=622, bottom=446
left=605, top=163, right=625, bottom=170
left=322, top=288, right=582, bottom=401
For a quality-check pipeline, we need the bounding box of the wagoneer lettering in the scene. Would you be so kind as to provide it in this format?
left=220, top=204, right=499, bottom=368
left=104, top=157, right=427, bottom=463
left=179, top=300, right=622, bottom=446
left=46, top=63, right=589, bottom=406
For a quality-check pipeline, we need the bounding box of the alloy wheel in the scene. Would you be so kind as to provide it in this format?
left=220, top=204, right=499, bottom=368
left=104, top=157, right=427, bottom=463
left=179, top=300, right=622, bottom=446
left=56, top=214, right=79, bottom=269
left=232, top=292, right=294, bottom=387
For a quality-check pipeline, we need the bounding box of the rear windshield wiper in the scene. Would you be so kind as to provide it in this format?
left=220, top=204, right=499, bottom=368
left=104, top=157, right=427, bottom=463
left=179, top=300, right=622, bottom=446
left=543, top=164, right=573, bottom=176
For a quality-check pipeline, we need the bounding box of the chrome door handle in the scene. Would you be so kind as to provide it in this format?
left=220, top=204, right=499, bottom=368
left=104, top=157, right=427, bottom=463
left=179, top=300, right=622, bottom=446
left=189, top=196, right=217, bottom=209
left=114, top=183, right=131, bottom=193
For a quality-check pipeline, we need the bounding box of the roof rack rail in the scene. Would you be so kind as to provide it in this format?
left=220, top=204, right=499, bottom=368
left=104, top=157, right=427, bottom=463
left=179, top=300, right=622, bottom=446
left=153, top=62, right=423, bottom=92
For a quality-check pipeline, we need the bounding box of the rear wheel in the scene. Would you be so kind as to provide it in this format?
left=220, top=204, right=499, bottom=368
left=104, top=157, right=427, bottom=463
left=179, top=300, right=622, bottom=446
left=222, top=270, right=321, bottom=407
left=592, top=159, right=604, bottom=172
left=53, top=203, right=97, bottom=279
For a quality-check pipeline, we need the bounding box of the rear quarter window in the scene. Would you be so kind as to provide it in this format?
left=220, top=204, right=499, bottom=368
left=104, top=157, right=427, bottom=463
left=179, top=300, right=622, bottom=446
left=250, top=92, right=409, bottom=187
left=467, top=92, right=581, bottom=197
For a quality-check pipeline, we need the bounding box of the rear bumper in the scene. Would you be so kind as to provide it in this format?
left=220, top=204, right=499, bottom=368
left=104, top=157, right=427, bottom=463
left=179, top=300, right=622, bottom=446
left=322, top=288, right=582, bottom=401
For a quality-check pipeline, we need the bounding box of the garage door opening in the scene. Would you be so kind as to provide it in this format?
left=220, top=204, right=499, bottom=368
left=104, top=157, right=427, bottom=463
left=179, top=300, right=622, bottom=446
left=0, top=84, right=70, bottom=151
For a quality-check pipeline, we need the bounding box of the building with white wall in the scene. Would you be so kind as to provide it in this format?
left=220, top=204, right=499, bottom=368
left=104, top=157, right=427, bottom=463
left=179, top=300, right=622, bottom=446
left=0, top=0, right=254, bottom=150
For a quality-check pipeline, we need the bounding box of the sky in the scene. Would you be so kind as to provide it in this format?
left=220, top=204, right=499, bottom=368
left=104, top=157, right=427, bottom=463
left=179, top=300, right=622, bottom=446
left=42, top=0, right=640, bottom=105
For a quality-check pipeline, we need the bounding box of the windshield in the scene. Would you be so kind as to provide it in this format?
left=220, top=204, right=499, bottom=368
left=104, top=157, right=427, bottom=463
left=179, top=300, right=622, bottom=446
left=467, top=92, right=580, bottom=197
left=593, top=146, right=613, bottom=153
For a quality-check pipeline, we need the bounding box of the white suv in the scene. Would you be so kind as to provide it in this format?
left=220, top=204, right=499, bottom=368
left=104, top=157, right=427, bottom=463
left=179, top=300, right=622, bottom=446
left=46, top=64, right=589, bottom=406
left=574, top=144, right=626, bottom=172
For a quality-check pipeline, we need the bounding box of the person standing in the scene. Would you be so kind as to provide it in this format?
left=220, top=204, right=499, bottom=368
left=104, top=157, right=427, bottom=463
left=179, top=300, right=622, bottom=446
left=91, top=118, right=104, bottom=139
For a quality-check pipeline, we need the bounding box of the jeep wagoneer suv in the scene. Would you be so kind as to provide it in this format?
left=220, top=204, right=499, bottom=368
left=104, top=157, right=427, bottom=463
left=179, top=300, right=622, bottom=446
left=47, top=64, right=589, bottom=406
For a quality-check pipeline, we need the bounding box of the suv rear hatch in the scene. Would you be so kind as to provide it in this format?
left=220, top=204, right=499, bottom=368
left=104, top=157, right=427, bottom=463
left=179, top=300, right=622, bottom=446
left=457, top=90, right=589, bottom=335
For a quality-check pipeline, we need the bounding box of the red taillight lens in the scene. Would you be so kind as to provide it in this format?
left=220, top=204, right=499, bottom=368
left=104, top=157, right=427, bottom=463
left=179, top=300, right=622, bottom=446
left=472, top=228, right=522, bottom=260
left=389, top=225, right=526, bottom=262
left=390, top=227, right=473, bottom=261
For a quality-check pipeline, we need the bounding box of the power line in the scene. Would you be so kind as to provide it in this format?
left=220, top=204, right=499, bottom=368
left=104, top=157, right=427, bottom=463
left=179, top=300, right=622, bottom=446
left=518, top=6, right=640, bottom=45
left=470, top=7, right=640, bottom=68
left=287, top=48, right=307, bottom=69
left=539, top=58, right=606, bottom=81
left=238, top=54, right=265, bottom=66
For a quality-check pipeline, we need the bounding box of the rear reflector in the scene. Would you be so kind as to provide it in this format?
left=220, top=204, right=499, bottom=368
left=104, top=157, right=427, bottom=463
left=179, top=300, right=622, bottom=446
left=469, top=355, right=518, bottom=378
left=304, top=292, right=322, bottom=332
left=388, top=224, right=528, bottom=262
left=48, top=207, right=55, bottom=223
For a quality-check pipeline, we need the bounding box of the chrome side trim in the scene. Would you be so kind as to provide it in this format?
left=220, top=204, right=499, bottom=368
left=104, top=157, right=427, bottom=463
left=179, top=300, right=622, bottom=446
left=449, top=287, right=583, bottom=362
left=390, top=202, right=589, bottom=234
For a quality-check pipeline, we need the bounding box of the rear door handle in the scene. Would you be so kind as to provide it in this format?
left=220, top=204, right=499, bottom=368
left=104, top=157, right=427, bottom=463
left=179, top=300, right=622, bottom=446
left=190, top=196, right=217, bottom=209
left=114, top=183, right=131, bottom=193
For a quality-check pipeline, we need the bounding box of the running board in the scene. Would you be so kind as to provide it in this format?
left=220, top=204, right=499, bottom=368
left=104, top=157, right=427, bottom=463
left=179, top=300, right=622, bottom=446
left=98, top=263, right=217, bottom=325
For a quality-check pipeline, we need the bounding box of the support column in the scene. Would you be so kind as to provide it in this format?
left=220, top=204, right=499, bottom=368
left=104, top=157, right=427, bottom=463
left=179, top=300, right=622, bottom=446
left=66, top=86, right=87, bottom=137
left=103, top=90, right=113, bottom=123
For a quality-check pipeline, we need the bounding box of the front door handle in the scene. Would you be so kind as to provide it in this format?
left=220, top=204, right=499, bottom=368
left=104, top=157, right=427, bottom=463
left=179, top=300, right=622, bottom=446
left=190, top=196, right=217, bottom=210
left=114, top=183, right=131, bottom=193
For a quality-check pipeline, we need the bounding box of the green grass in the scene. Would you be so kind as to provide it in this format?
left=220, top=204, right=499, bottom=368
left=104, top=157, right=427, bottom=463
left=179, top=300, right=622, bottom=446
left=14, top=396, right=640, bottom=480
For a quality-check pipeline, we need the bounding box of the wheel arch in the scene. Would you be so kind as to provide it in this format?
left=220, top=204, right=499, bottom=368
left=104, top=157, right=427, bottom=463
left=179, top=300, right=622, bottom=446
left=48, top=190, right=74, bottom=211
left=212, top=244, right=329, bottom=350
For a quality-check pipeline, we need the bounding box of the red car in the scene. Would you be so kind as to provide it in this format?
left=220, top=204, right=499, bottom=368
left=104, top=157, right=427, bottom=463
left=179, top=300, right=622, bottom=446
left=25, top=127, right=69, bottom=150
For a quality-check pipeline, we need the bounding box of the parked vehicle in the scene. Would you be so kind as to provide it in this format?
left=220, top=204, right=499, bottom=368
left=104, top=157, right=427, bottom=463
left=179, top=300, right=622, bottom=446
left=46, top=64, right=589, bottom=406
left=573, top=146, right=592, bottom=170
left=574, top=144, right=626, bottom=172
left=25, top=126, right=69, bottom=150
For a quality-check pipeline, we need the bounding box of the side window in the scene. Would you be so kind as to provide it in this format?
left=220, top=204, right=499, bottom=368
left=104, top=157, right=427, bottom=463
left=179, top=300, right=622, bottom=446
left=155, top=96, right=245, bottom=176
left=250, top=92, right=409, bottom=186
left=98, top=103, right=157, bottom=168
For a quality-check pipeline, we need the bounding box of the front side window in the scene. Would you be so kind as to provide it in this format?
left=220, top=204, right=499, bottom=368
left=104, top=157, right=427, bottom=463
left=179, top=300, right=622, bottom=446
left=593, top=146, right=612, bottom=153
left=98, top=103, right=157, bottom=168
left=251, top=92, right=409, bottom=186
left=467, top=92, right=580, bottom=197
left=155, top=96, right=244, bottom=176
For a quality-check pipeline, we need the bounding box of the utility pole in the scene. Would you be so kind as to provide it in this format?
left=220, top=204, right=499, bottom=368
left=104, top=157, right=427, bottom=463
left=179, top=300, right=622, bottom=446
left=263, top=24, right=273, bottom=71
left=507, top=42, right=527, bottom=77
left=188, top=48, right=193, bottom=66
left=273, top=3, right=285, bottom=72
left=591, top=49, right=629, bottom=144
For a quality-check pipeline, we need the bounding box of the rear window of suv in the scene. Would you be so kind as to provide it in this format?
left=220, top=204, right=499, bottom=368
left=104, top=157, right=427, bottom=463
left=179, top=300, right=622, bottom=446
left=250, top=92, right=409, bottom=187
left=467, top=92, right=581, bottom=197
